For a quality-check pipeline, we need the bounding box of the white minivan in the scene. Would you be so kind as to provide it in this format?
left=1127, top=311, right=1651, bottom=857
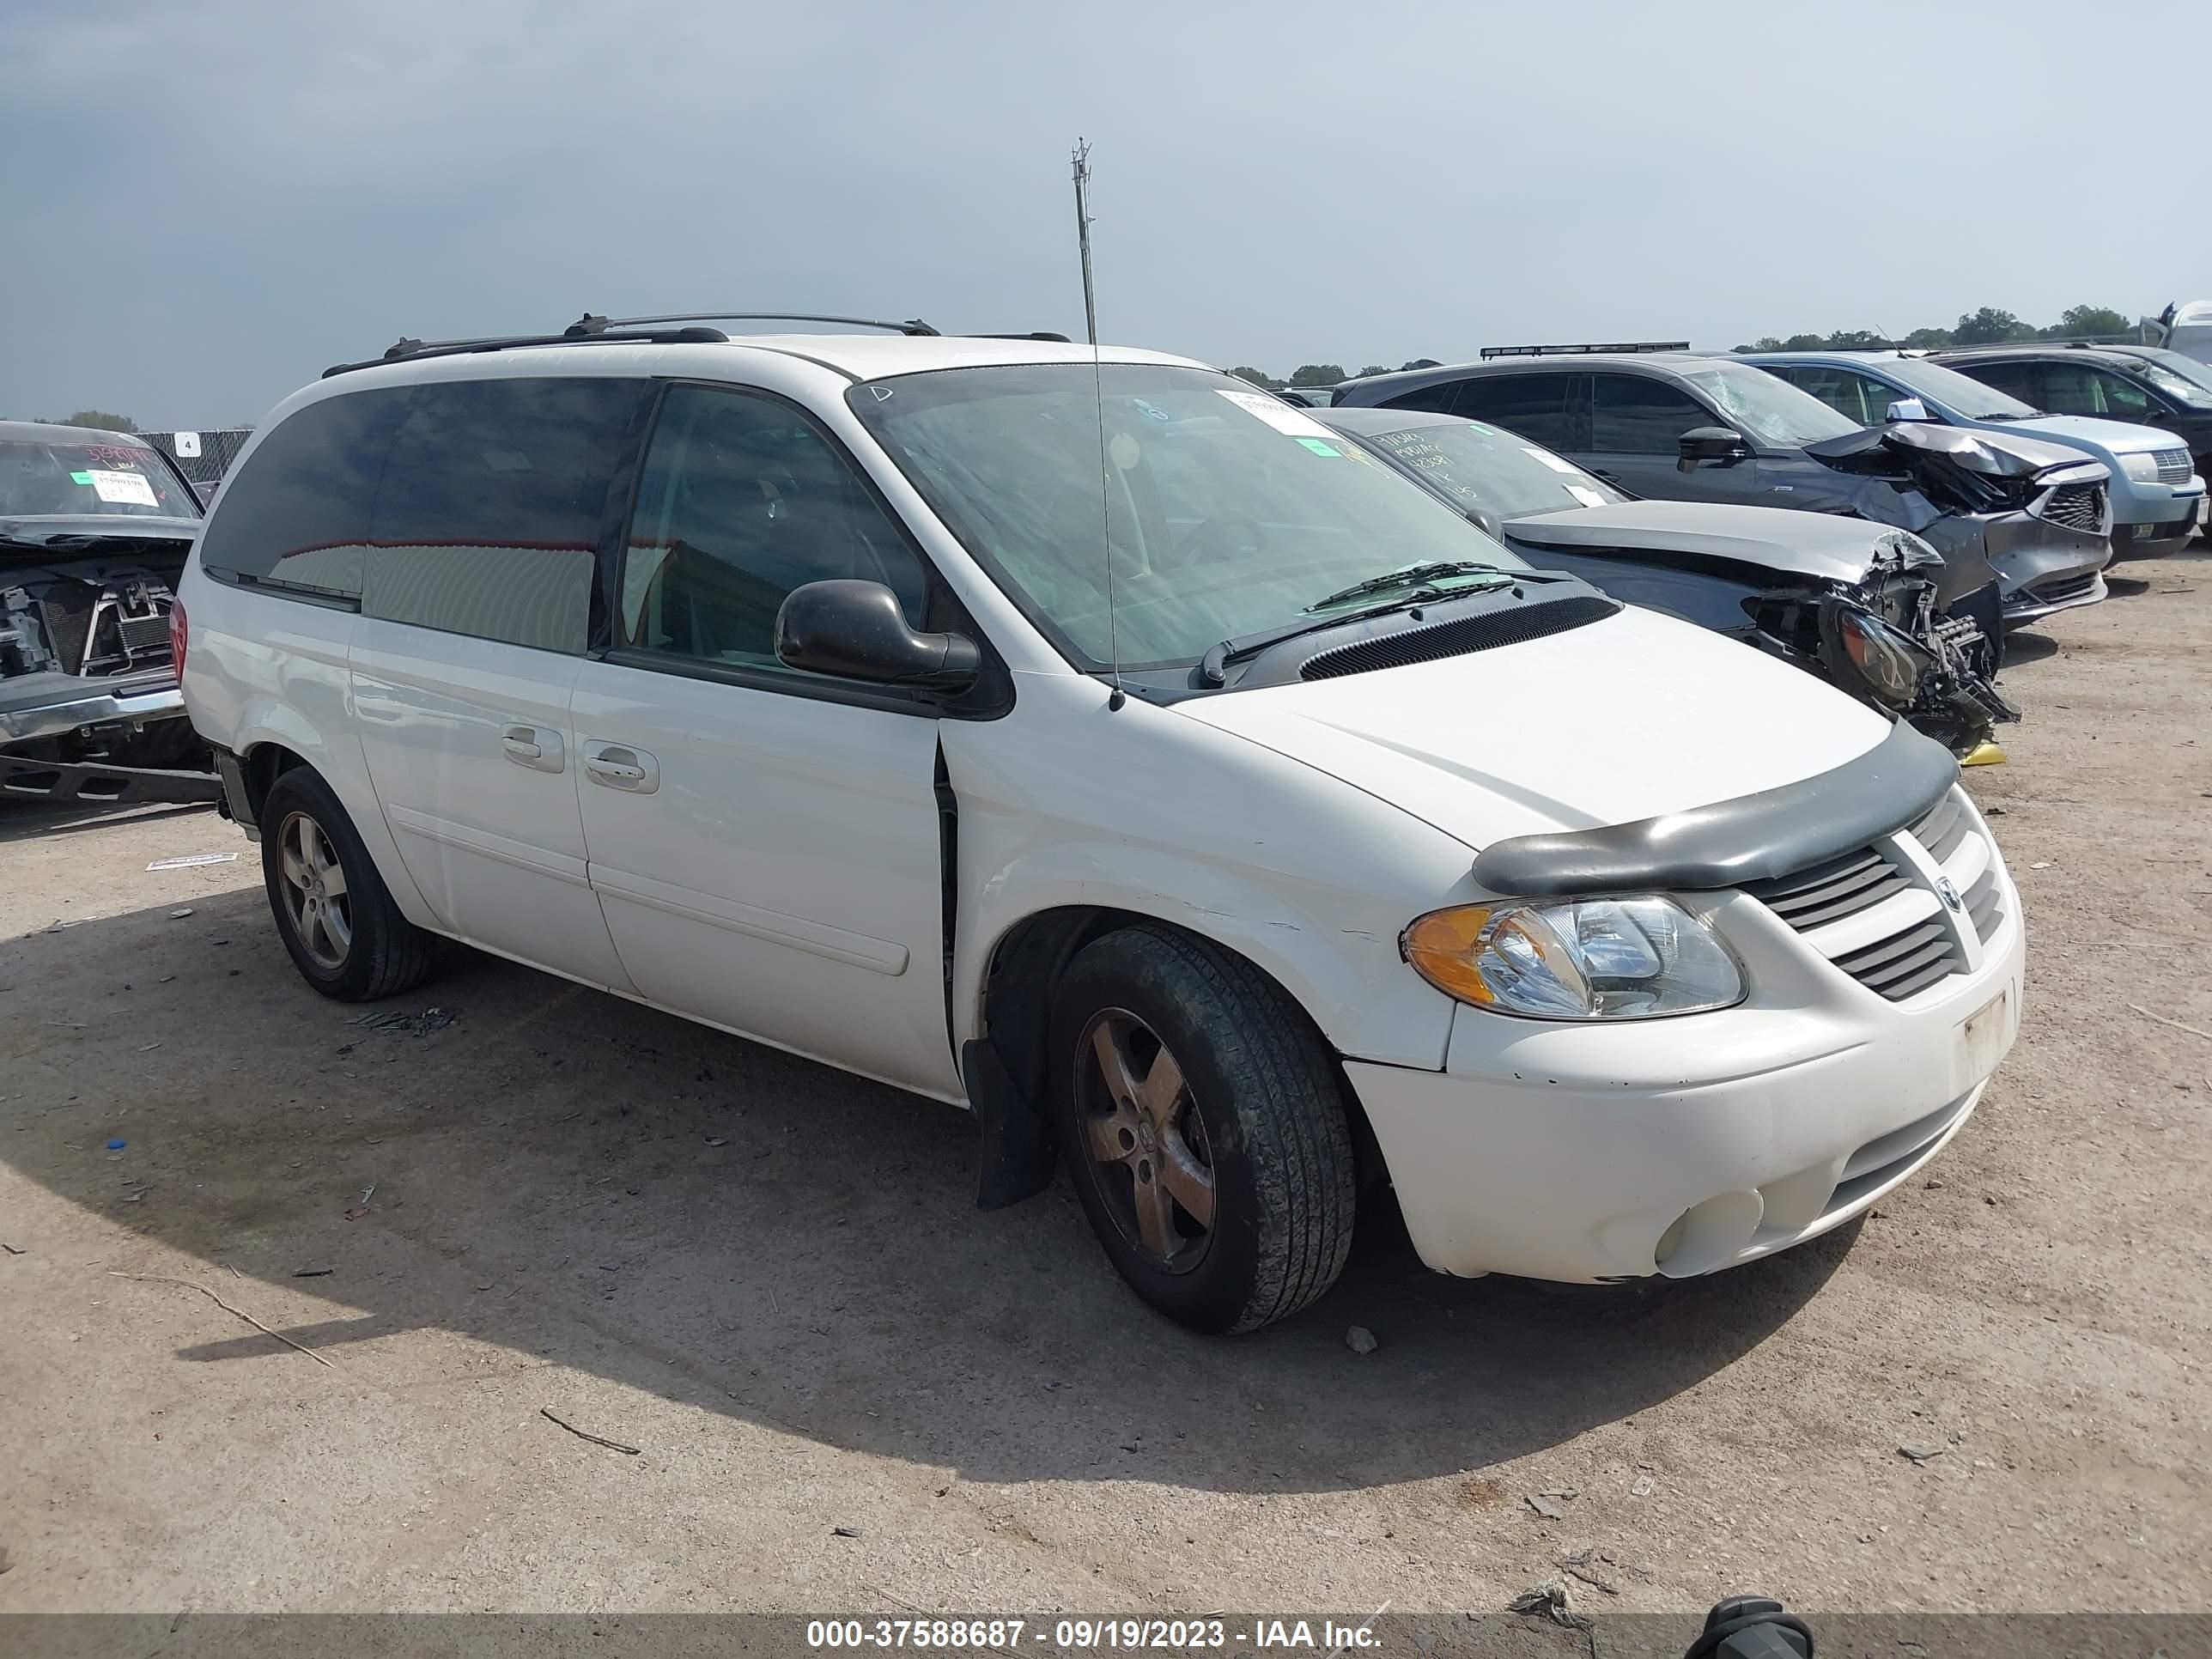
left=176, top=320, right=2025, bottom=1333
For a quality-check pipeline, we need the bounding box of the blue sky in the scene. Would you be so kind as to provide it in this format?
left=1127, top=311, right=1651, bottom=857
left=3, top=0, right=2205, bottom=429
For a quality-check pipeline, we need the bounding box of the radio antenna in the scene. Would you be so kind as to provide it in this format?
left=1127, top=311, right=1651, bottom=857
left=1074, top=137, right=1125, bottom=709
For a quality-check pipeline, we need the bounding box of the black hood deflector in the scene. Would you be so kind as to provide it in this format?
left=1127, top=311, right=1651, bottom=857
left=1470, top=718, right=1960, bottom=896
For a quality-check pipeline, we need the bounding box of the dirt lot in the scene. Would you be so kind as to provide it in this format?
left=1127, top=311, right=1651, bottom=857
left=2, top=547, right=2207, bottom=1621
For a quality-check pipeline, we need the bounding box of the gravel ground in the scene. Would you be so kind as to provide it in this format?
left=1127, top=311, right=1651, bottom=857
left=1, top=545, right=2206, bottom=1619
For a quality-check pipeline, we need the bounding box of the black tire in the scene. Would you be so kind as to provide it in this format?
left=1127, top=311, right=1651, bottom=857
left=259, top=765, right=436, bottom=1001
left=1049, top=924, right=1356, bottom=1334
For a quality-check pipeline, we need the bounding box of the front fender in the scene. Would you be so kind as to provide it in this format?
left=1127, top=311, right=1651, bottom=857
left=945, top=678, right=1474, bottom=1073
left=957, top=843, right=1455, bottom=1072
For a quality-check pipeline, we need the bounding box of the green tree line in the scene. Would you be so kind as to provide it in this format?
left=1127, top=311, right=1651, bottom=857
left=1735, top=304, right=2136, bottom=354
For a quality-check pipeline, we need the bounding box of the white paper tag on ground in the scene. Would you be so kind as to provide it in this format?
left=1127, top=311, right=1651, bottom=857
left=1217, top=389, right=1334, bottom=438
left=88, top=469, right=159, bottom=506
left=146, top=853, right=239, bottom=871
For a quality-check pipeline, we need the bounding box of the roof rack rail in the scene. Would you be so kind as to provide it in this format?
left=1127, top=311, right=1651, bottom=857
left=1480, top=340, right=1692, bottom=360
left=321, top=325, right=730, bottom=380
left=564, top=311, right=939, bottom=338
left=1941, top=335, right=2142, bottom=352
left=971, top=331, right=1073, bottom=343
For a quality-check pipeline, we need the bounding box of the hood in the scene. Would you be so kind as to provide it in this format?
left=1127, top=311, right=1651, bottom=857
left=1504, top=499, right=1932, bottom=584
left=0, top=513, right=201, bottom=550
left=2012, top=413, right=2184, bottom=456
left=1176, top=604, right=1893, bottom=854
left=1804, top=422, right=2103, bottom=482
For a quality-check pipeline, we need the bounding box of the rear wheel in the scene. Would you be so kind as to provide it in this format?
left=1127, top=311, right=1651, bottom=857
left=1050, top=925, right=1356, bottom=1334
left=259, top=766, right=435, bottom=1001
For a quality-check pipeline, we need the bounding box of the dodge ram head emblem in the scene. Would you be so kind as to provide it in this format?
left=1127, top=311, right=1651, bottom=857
left=1935, top=876, right=1964, bottom=913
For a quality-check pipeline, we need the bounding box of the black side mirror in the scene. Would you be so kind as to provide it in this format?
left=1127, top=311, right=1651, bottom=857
left=775, top=580, right=981, bottom=690
left=1678, top=425, right=1752, bottom=470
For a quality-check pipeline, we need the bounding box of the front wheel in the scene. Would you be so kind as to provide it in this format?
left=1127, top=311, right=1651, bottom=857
left=1049, top=925, right=1357, bottom=1334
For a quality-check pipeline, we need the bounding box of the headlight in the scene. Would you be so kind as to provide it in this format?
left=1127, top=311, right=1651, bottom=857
left=1820, top=602, right=1927, bottom=708
left=2118, top=452, right=2162, bottom=483
left=1401, top=897, right=1744, bottom=1019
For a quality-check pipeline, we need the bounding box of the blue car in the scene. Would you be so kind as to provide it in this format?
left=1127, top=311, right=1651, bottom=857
left=1742, top=349, right=2205, bottom=556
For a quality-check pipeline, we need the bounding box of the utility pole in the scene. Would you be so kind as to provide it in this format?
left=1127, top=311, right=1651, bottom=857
left=1072, top=138, right=1097, bottom=346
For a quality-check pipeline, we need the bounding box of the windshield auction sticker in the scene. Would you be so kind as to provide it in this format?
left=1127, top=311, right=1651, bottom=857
left=85, top=468, right=159, bottom=507
left=1216, top=389, right=1336, bottom=440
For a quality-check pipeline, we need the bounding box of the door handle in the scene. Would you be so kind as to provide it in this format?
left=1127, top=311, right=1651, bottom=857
left=501, top=724, right=565, bottom=774
left=583, top=741, right=659, bottom=794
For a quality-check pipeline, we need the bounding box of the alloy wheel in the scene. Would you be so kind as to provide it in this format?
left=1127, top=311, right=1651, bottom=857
left=1074, top=1008, right=1216, bottom=1273
left=276, top=810, right=352, bottom=970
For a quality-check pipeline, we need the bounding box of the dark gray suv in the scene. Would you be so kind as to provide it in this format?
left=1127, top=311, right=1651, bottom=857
left=1332, top=349, right=2114, bottom=626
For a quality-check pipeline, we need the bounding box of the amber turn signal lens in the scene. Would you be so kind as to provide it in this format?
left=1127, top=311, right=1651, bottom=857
left=1401, top=905, right=1502, bottom=1006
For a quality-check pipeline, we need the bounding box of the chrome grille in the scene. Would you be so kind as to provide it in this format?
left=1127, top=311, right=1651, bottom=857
left=1741, top=787, right=2002, bottom=1001
left=2152, top=447, right=2193, bottom=484
left=2039, top=481, right=2105, bottom=532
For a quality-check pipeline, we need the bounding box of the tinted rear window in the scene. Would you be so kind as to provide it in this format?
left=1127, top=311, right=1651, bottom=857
left=196, top=391, right=407, bottom=599
left=362, top=378, right=649, bottom=653
left=1453, top=374, right=1584, bottom=450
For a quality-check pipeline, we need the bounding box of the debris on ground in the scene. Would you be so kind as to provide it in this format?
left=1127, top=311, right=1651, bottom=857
left=831, top=1525, right=861, bottom=1539
left=1899, top=1442, right=1946, bottom=1464
left=1526, top=1493, right=1566, bottom=1519
left=1631, top=1474, right=1657, bottom=1497
left=350, top=1006, right=458, bottom=1036
left=107, top=1272, right=335, bottom=1369
left=290, top=1268, right=333, bottom=1278
left=539, top=1407, right=641, bottom=1455
left=106, top=1139, right=125, bottom=1151
left=1, top=1243, right=26, bottom=1256
left=167, top=908, right=193, bottom=920
left=1537, top=1486, right=1577, bottom=1500
left=1557, top=1547, right=1622, bottom=1595
left=1344, top=1325, right=1379, bottom=1355
left=2129, top=1004, right=2212, bottom=1044
left=146, top=853, right=238, bottom=871
left=1507, top=1578, right=1590, bottom=1630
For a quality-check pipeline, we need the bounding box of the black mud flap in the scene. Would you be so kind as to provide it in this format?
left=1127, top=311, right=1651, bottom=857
left=964, top=1037, right=1057, bottom=1210
left=0, top=750, right=222, bottom=807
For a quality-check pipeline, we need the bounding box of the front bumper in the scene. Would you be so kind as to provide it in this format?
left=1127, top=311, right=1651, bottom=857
left=1350, top=854, right=2025, bottom=1285
left=0, top=672, right=187, bottom=744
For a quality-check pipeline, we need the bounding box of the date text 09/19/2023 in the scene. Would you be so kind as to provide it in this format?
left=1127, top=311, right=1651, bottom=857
left=805, top=1617, right=1382, bottom=1650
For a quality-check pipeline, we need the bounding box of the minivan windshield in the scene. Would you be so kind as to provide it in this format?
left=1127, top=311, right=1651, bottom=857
left=1352, top=417, right=1631, bottom=518
left=848, top=363, right=1529, bottom=670
left=1876, top=356, right=2040, bottom=421
left=0, top=435, right=201, bottom=521
left=1678, top=363, right=1860, bottom=447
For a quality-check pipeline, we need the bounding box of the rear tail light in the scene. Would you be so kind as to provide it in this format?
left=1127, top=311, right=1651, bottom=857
left=168, top=596, right=188, bottom=678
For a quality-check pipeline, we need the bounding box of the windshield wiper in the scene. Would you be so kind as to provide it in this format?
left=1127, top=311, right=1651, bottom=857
left=1303, top=561, right=1508, bottom=612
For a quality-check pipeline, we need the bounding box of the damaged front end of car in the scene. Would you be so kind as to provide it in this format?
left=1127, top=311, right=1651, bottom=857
left=1, top=525, right=218, bottom=806
left=1735, top=531, right=2015, bottom=757
left=1802, top=423, right=2113, bottom=626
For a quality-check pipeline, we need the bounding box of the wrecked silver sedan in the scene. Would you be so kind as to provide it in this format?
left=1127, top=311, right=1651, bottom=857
left=1317, top=407, right=2015, bottom=757
left=1802, top=421, right=2112, bottom=627
left=1, top=422, right=216, bottom=806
